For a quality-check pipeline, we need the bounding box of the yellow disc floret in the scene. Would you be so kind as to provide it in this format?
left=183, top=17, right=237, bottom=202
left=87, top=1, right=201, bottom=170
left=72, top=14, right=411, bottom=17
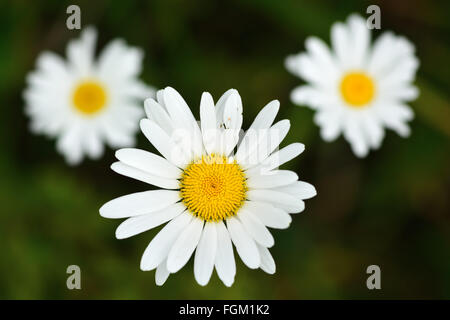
left=72, top=80, right=107, bottom=115
left=180, top=154, right=247, bottom=221
left=340, top=71, right=375, bottom=107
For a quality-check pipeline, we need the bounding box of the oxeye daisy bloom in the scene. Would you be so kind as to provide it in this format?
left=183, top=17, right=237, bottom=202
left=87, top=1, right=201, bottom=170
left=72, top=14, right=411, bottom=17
left=285, top=14, right=419, bottom=157
left=24, top=27, right=154, bottom=165
left=99, top=87, right=316, bottom=287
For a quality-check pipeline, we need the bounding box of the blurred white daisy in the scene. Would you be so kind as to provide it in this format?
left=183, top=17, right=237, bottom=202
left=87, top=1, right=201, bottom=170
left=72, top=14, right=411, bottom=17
left=286, top=14, right=419, bottom=157
left=100, top=87, right=316, bottom=287
left=24, top=27, right=155, bottom=165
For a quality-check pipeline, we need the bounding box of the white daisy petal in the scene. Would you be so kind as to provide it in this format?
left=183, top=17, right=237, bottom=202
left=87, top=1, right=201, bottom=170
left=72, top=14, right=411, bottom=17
left=98, top=39, right=143, bottom=80
left=235, top=127, right=269, bottom=164
left=331, top=21, right=351, bottom=68
left=290, top=86, right=321, bottom=109
left=314, top=110, right=342, bottom=142
left=124, top=80, right=155, bottom=100
left=194, top=222, right=217, bottom=286
left=111, top=162, right=179, bottom=189
left=247, top=170, right=298, bottom=189
left=235, top=100, right=280, bottom=161
left=56, top=124, right=84, bottom=166
left=257, top=244, right=276, bottom=274
left=379, top=85, right=419, bottom=102
left=214, top=221, right=236, bottom=287
left=156, top=89, right=166, bottom=107
left=273, top=181, right=317, bottom=200
left=244, top=201, right=292, bottom=229
left=163, top=87, right=203, bottom=158
left=200, top=92, right=219, bottom=155
left=226, top=217, right=260, bottom=269
left=215, top=89, right=241, bottom=128
left=348, top=14, right=370, bottom=68
left=155, top=259, right=170, bottom=286
left=380, top=56, right=419, bottom=87
left=140, top=119, right=189, bottom=168
left=163, top=87, right=198, bottom=128
left=285, top=53, right=303, bottom=78
left=83, top=129, right=104, bottom=160
left=248, top=100, right=280, bottom=131
left=144, top=98, right=174, bottom=135
left=360, top=112, right=384, bottom=149
left=115, top=148, right=182, bottom=179
left=99, top=190, right=180, bottom=219
left=246, top=143, right=304, bottom=175
left=238, top=209, right=274, bottom=248
left=276, top=202, right=305, bottom=214
left=303, top=54, right=331, bottom=87
left=378, top=109, right=412, bottom=137
left=140, top=212, right=193, bottom=271
left=66, top=27, right=97, bottom=76
left=343, top=119, right=370, bottom=158
left=368, top=33, right=416, bottom=79
left=247, top=189, right=305, bottom=213
left=221, top=90, right=243, bottom=131
left=242, top=119, right=290, bottom=169
left=213, top=91, right=242, bottom=156
left=218, top=129, right=240, bottom=157
left=115, top=203, right=186, bottom=239
left=100, top=118, right=135, bottom=149
left=215, top=89, right=232, bottom=123
left=305, top=37, right=338, bottom=81
left=392, top=103, right=414, bottom=121
left=35, top=52, right=70, bottom=80
left=167, top=217, right=204, bottom=273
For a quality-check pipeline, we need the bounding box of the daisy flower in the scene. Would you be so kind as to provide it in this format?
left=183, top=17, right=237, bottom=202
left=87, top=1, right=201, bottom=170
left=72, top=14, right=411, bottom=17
left=99, top=87, right=316, bottom=286
left=285, top=14, right=419, bottom=157
left=24, top=27, right=154, bottom=165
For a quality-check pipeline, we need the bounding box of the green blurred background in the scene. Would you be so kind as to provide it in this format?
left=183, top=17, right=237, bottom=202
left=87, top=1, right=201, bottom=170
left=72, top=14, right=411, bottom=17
left=0, top=0, right=449, bottom=299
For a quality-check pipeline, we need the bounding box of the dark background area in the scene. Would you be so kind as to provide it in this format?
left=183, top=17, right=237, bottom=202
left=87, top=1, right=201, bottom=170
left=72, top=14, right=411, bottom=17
left=0, top=0, right=449, bottom=299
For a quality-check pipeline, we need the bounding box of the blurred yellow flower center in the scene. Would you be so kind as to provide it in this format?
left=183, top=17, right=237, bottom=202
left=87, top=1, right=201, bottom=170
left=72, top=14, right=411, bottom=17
left=180, top=154, right=247, bottom=221
left=340, top=72, right=375, bottom=107
left=73, top=81, right=107, bottom=115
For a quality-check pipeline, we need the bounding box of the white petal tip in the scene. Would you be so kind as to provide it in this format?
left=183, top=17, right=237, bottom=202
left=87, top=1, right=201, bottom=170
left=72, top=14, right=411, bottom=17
left=140, top=257, right=154, bottom=271
left=98, top=205, right=108, bottom=218
left=110, top=161, right=120, bottom=171
left=195, top=277, right=210, bottom=286
left=246, top=260, right=260, bottom=269
left=297, top=143, right=306, bottom=153
left=263, top=268, right=276, bottom=275
left=220, top=277, right=235, bottom=287
left=140, top=264, right=152, bottom=271
left=201, top=91, right=212, bottom=99
left=354, top=152, right=368, bottom=158
left=166, top=263, right=180, bottom=274
left=139, top=118, right=149, bottom=128
left=114, top=228, right=128, bottom=240
left=143, top=97, right=155, bottom=105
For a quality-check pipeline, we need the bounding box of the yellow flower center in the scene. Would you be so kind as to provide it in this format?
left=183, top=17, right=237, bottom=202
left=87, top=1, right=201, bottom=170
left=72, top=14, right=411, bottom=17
left=180, top=154, right=247, bottom=221
left=340, top=72, right=375, bottom=107
left=72, top=80, right=107, bottom=115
